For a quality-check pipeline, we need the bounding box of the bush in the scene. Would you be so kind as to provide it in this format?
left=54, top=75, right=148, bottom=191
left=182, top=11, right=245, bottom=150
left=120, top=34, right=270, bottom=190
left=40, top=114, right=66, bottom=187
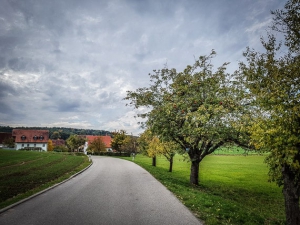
left=53, top=145, right=68, bottom=152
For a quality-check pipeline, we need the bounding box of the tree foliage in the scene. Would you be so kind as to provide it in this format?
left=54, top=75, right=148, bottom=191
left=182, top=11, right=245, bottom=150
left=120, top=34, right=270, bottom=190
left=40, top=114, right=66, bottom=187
left=3, top=137, right=15, bottom=148
left=111, top=130, right=130, bottom=153
left=66, top=134, right=86, bottom=152
left=138, top=129, right=182, bottom=172
left=119, top=135, right=138, bottom=153
left=126, top=51, right=250, bottom=184
left=50, top=131, right=61, bottom=140
left=137, top=129, right=153, bottom=155
left=47, top=140, right=53, bottom=151
left=239, top=1, right=300, bottom=224
left=88, top=137, right=107, bottom=153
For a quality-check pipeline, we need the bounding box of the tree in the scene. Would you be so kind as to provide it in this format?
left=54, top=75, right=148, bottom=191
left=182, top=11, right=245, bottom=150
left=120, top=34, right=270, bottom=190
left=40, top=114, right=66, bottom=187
left=137, top=129, right=153, bottom=155
left=147, top=136, right=161, bottom=167
left=66, top=134, right=86, bottom=152
left=127, top=135, right=138, bottom=153
left=111, top=130, right=130, bottom=153
left=160, top=140, right=182, bottom=172
left=47, top=140, right=53, bottom=151
left=239, top=1, right=300, bottom=224
left=3, top=137, right=14, bottom=148
left=88, top=137, right=107, bottom=153
left=50, top=131, right=61, bottom=140
left=125, top=51, right=249, bottom=185
left=119, top=135, right=138, bottom=154
left=138, top=129, right=181, bottom=171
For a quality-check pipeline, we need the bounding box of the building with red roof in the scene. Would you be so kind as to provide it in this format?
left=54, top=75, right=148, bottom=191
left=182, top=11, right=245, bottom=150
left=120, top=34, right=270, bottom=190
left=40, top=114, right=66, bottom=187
left=12, top=129, right=49, bottom=151
left=83, top=135, right=112, bottom=152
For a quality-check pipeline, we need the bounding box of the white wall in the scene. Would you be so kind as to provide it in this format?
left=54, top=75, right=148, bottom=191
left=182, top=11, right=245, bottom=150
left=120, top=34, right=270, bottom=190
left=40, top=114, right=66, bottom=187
left=16, top=143, right=48, bottom=151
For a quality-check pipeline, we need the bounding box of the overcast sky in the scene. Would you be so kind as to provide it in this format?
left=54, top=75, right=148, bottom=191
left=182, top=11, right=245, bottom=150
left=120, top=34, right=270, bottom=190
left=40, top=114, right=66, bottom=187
left=0, top=0, right=285, bottom=135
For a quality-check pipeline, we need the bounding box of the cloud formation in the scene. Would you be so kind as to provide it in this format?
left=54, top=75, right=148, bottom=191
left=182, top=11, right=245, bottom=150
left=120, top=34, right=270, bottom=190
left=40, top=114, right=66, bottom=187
left=0, top=0, right=284, bottom=135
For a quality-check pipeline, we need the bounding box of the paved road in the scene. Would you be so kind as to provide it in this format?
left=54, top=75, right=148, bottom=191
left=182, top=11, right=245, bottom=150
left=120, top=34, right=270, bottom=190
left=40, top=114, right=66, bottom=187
left=0, top=156, right=202, bottom=225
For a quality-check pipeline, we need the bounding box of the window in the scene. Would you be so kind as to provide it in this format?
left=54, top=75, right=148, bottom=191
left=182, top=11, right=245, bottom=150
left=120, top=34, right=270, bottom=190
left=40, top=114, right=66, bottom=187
left=33, top=135, right=38, bottom=140
left=43, top=144, right=45, bottom=147
left=40, top=135, right=44, bottom=140
left=27, top=144, right=29, bottom=147
left=22, top=144, right=24, bottom=147
left=21, top=135, right=26, bottom=140
left=34, top=144, right=36, bottom=147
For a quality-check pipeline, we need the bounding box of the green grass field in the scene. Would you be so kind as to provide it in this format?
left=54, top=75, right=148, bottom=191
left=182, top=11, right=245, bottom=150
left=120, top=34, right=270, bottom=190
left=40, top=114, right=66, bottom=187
left=0, top=149, right=90, bottom=209
left=125, top=153, right=285, bottom=225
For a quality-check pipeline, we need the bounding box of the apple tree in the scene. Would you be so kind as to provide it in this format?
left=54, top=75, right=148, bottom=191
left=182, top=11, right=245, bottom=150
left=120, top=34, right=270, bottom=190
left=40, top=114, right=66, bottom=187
left=125, top=51, right=250, bottom=185
left=239, top=1, right=300, bottom=223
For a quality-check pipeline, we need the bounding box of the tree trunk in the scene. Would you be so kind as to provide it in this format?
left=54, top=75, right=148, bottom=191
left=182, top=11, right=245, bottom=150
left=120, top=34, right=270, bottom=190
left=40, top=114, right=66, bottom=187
left=169, top=155, right=173, bottom=172
left=152, top=155, right=156, bottom=167
left=282, top=165, right=300, bottom=225
left=190, top=160, right=200, bottom=185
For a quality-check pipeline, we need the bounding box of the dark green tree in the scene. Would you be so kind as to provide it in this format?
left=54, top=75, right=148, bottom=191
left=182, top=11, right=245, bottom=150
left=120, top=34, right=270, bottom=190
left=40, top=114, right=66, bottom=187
left=239, top=1, right=300, bottom=224
left=125, top=51, right=250, bottom=185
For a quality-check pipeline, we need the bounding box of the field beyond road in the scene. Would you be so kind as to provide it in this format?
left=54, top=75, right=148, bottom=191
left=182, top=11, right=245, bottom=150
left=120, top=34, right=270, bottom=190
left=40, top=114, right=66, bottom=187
left=0, top=149, right=90, bottom=209
left=124, top=154, right=286, bottom=225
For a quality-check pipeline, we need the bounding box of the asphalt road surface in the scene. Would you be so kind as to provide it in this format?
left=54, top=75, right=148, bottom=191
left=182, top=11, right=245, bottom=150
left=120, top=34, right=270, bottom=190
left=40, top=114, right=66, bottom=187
left=0, top=156, right=202, bottom=225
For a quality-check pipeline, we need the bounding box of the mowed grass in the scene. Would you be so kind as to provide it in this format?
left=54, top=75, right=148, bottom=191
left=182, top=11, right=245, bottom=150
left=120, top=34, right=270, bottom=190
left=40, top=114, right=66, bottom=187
left=125, top=153, right=285, bottom=225
left=0, top=150, right=91, bottom=209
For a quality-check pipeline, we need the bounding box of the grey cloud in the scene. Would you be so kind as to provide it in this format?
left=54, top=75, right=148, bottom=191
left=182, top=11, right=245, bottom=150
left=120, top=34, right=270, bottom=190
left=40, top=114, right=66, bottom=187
left=0, top=103, right=24, bottom=118
left=0, top=36, right=23, bottom=54
left=0, top=57, right=6, bottom=69
left=8, top=58, right=26, bottom=71
left=0, top=0, right=284, bottom=134
left=0, top=79, right=17, bottom=98
left=57, top=99, right=81, bottom=112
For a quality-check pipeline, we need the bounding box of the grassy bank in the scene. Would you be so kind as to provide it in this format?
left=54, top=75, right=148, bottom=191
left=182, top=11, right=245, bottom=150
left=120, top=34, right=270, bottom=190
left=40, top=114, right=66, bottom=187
left=124, top=154, right=285, bottom=225
left=0, top=150, right=91, bottom=209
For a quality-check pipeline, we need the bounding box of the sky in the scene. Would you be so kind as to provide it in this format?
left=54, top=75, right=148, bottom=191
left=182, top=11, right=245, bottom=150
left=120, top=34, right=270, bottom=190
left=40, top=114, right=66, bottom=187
left=0, top=0, right=285, bottom=135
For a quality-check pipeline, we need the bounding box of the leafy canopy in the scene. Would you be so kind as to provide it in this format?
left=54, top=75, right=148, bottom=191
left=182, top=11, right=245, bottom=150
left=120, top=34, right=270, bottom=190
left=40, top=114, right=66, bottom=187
left=126, top=50, right=251, bottom=164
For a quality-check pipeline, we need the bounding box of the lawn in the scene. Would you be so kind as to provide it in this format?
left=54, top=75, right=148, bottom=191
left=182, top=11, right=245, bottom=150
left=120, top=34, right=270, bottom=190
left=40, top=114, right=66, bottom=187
left=0, top=149, right=91, bottom=209
left=125, top=153, right=285, bottom=225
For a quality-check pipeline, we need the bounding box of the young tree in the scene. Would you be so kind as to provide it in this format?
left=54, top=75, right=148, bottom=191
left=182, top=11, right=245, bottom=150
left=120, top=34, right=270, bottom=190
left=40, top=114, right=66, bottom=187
left=120, top=135, right=138, bottom=154
left=125, top=51, right=250, bottom=185
left=111, top=130, right=130, bottom=154
left=47, top=140, right=53, bottom=151
left=137, top=129, right=152, bottom=155
left=66, top=135, right=86, bottom=152
left=148, top=136, right=162, bottom=167
left=88, top=137, right=107, bottom=153
left=3, top=137, right=15, bottom=148
left=160, top=140, right=182, bottom=172
left=239, top=1, right=300, bottom=223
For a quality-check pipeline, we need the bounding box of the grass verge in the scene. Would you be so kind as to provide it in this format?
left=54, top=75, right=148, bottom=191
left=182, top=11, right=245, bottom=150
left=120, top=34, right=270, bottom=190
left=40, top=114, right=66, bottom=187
left=122, top=154, right=285, bottom=225
left=0, top=150, right=91, bottom=210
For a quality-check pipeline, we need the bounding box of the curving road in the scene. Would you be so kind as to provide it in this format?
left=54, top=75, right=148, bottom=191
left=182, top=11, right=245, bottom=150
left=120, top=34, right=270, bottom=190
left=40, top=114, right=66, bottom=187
left=0, top=156, right=202, bottom=225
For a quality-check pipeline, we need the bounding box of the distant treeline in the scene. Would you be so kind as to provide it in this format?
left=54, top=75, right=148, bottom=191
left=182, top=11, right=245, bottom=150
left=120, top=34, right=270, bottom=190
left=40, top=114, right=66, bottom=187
left=0, top=126, right=112, bottom=140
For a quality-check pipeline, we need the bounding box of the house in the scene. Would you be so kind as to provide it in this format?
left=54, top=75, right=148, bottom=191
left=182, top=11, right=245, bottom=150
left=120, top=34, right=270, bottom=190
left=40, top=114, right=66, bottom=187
left=83, top=135, right=112, bottom=153
left=12, top=129, right=49, bottom=151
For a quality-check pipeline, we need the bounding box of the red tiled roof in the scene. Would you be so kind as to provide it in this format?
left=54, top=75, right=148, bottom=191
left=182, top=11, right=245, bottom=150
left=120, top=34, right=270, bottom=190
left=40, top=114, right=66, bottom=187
left=12, top=129, right=49, bottom=143
left=85, top=135, right=112, bottom=148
